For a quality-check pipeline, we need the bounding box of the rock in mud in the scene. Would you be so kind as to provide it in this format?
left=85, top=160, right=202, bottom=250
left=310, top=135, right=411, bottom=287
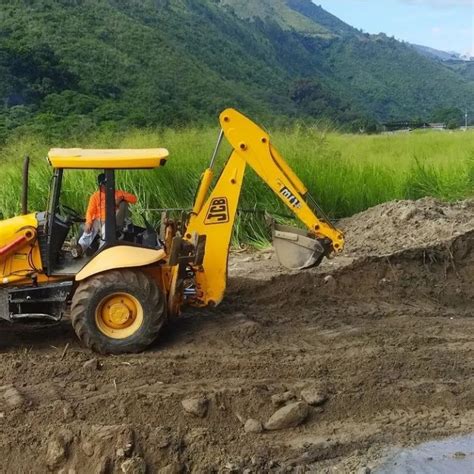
left=3, top=386, right=25, bottom=409
left=244, top=419, right=263, bottom=433
left=271, top=390, right=295, bottom=406
left=46, top=438, right=67, bottom=470
left=265, top=401, right=309, bottom=430
left=181, top=396, right=208, bottom=418
left=324, top=275, right=337, bottom=289
left=83, top=358, right=100, bottom=371
left=81, top=440, right=95, bottom=457
left=300, top=388, right=327, bottom=406
left=62, top=403, right=75, bottom=421
left=120, top=456, right=146, bottom=474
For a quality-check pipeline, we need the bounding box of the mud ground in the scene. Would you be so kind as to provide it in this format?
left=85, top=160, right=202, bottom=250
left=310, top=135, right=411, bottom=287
left=0, top=198, right=473, bottom=473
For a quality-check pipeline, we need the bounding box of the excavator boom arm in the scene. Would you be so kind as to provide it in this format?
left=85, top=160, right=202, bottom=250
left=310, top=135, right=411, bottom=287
left=183, top=108, right=344, bottom=308
left=219, top=109, right=343, bottom=248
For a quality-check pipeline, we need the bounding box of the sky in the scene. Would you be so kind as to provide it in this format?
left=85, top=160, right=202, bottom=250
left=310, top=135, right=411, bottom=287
left=316, top=0, right=474, bottom=56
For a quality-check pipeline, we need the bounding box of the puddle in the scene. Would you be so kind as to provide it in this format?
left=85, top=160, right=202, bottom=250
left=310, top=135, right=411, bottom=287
left=375, top=434, right=474, bottom=473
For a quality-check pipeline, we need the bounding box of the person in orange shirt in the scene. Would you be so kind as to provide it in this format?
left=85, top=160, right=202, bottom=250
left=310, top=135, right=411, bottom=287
left=78, top=173, right=137, bottom=253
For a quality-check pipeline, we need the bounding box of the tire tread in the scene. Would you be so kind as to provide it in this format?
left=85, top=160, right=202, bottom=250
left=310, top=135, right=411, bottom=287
left=70, top=269, right=165, bottom=354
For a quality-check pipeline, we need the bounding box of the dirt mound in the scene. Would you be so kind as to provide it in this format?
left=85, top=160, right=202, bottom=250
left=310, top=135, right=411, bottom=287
left=231, top=230, right=473, bottom=329
left=340, top=197, right=474, bottom=257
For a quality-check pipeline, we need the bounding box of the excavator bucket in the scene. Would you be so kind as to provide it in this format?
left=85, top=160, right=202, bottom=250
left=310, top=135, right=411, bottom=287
left=272, top=223, right=326, bottom=270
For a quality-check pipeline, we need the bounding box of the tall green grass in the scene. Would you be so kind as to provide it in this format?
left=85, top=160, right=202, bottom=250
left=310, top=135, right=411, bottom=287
left=1, top=127, right=473, bottom=245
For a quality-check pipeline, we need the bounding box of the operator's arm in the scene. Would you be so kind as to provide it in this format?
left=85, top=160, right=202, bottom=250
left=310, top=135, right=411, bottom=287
left=116, top=190, right=137, bottom=205
left=85, top=192, right=99, bottom=229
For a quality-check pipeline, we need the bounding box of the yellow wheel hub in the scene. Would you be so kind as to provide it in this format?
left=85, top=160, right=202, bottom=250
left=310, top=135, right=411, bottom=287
left=95, top=293, right=144, bottom=339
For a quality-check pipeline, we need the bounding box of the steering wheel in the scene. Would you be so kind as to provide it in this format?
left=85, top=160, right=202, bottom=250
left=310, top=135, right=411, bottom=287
left=58, top=204, right=85, bottom=223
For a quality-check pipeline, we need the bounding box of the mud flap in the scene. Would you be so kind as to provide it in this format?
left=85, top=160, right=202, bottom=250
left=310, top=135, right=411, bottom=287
left=272, top=223, right=326, bottom=270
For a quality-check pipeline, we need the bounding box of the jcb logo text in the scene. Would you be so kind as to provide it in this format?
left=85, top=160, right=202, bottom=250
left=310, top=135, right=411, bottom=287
left=205, top=197, right=229, bottom=225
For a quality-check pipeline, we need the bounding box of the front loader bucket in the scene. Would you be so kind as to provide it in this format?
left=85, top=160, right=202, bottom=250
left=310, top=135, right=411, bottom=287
left=272, top=223, right=326, bottom=270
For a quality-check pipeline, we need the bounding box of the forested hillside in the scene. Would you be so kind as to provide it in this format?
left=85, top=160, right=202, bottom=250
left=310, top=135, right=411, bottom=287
left=1, top=0, right=472, bottom=140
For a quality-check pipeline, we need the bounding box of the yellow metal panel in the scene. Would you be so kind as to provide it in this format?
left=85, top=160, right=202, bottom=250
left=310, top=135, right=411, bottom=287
left=0, top=213, right=45, bottom=286
left=192, top=168, right=214, bottom=215
left=2, top=273, right=70, bottom=286
left=186, top=151, right=247, bottom=306
left=0, top=214, right=37, bottom=246
left=0, top=227, right=36, bottom=263
left=48, top=148, right=169, bottom=169
left=75, top=246, right=167, bottom=281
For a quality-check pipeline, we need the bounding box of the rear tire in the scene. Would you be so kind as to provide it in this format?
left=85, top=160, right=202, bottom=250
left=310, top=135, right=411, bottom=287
left=71, top=269, right=165, bottom=354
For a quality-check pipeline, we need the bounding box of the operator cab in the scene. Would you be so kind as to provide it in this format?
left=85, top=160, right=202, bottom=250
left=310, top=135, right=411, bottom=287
left=43, top=148, right=169, bottom=276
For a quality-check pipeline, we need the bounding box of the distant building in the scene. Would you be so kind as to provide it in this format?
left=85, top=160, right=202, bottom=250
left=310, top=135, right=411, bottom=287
left=427, top=123, right=446, bottom=130
left=382, top=121, right=446, bottom=132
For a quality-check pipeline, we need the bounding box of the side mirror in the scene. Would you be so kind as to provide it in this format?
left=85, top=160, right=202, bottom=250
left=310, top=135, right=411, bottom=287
left=22, top=155, right=30, bottom=215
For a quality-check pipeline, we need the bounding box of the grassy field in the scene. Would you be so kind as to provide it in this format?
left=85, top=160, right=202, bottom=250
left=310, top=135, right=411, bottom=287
left=1, top=127, right=473, bottom=245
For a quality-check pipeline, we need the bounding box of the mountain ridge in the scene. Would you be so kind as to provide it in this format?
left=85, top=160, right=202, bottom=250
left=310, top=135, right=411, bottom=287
left=0, top=0, right=472, bottom=140
left=411, top=44, right=473, bottom=62
left=219, top=0, right=357, bottom=38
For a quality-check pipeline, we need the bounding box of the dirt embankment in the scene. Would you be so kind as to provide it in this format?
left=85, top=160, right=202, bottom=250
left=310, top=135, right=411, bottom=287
left=0, top=198, right=472, bottom=473
left=339, top=197, right=474, bottom=257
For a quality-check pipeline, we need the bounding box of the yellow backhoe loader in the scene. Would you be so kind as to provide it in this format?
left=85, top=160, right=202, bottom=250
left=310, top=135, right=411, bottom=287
left=0, top=109, right=344, bottom=354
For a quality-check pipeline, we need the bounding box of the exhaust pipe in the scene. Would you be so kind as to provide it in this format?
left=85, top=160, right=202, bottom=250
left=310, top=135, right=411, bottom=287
left=21, top=156, right=30, bottom=215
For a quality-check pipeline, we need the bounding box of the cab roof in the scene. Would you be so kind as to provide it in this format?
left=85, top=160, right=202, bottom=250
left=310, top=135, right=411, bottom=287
left=47, top=148, right=169, bottom=169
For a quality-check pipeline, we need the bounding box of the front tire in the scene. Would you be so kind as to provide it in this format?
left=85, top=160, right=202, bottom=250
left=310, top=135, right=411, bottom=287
left=71, top=270, right=166, bottom=354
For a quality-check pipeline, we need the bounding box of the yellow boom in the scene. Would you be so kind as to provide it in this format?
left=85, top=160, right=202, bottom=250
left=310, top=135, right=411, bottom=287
left=183, top=108, right=344, bottom=307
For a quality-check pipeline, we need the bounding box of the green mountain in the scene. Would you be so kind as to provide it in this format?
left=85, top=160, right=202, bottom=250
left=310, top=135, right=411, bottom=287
left=0, top=0, right=472, bottom=140
left=219, top=0, right=356, bottom=37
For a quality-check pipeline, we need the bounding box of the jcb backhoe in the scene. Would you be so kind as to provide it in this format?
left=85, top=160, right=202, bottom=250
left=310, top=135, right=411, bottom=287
left=0, top=109, right=344, bottom=354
